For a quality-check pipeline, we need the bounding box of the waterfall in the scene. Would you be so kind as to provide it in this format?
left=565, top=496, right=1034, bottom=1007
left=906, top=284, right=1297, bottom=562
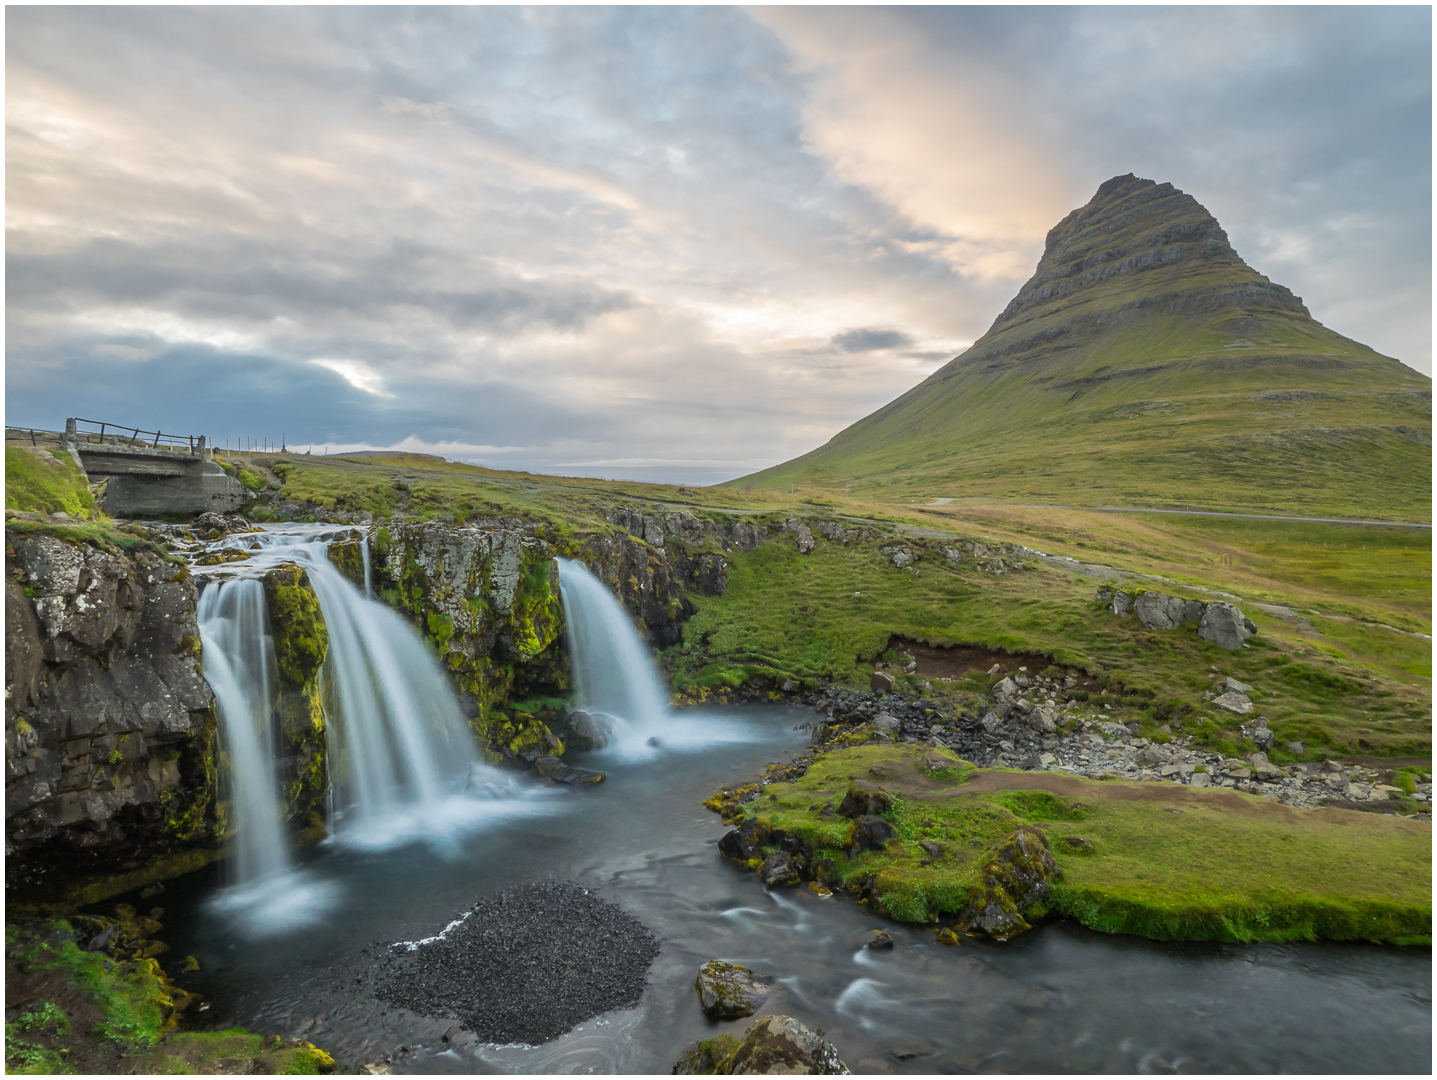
left=555, top=558, right=671, bottom=756
left=194, top=523, right=528, bottom=934
left=197, top=579, right=288, bottom=885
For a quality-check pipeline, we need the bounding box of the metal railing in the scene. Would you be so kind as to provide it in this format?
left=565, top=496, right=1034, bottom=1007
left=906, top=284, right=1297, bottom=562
left=67, top=418, right=206, bottom=454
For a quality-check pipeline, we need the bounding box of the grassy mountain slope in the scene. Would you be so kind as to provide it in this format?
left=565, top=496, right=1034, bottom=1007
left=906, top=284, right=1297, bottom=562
left=734, top=175, right=1431, bottom=520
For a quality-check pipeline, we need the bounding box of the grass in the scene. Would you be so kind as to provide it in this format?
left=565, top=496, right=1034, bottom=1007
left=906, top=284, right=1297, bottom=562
left=4, top=921, right=333, bottom=1074
left=5, top=446, right=98, bottom=519
left=666, top=527, right=1429, bottom=757
left=750, top=745, right=1431, bottom=944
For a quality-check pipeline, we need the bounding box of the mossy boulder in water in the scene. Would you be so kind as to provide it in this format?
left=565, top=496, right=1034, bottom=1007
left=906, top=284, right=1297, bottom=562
left=673, top=1034, right=741, bottom=1075
left=725, top=1015, right=849, bottom=1075
left=694, top=960, right=771, bottom=1019
left=261, top=563, right=329, bottom=840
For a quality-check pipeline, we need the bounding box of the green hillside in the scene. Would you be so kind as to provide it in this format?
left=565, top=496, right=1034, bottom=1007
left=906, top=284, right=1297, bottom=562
left=735, top=175, right=1431, bottom=521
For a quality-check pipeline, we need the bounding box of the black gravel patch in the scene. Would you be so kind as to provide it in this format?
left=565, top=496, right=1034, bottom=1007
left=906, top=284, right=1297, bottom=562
left=375, top=880, right=660, bottom=1045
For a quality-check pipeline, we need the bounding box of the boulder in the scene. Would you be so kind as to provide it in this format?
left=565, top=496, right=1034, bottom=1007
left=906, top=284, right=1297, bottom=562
left=1026, top=706, right=1057, bottom=734
left=866, top=929, right=894, bottom=949
left=759, top=852, right=800, bottom=888
left=1198, top=602, right=1257, bottom=650
left=727, top=1015, right=850, bottom=1075
left=1213, top=691, right=1253, bottom=715
left=872, top=713, right=900, bottom=733
left=837, top=780, right=893, bottom=819
left=1109, top=592, right=1133, bottom=617
left=1133, top=592, right=1205, bottom=631
left=961, top=826, right=1059, bottom=941
left=794, top=525, right=815, bottom=554
left=918, top=840, right=946, bottom=859
left=533, top=756, right=606, bottom=785
left=718, top=819, right=772, bottom=862
left=1225, top=676, right=1254, bottom=694
left=563, top=710, right=612, bottom=752
left=993, top=676, right=1018, bottom=698
left=694, top=960, right=771, bottom=1020
left=870, top=671, right=895, bottom=692
left=978, top=711, right=1004, bottom=734
left=849, top=815, right=898, bottom=853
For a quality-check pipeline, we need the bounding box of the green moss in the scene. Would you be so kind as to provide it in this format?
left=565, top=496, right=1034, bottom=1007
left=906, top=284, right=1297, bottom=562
left=260, top=565, right=328, bottom=835
left=738, top=744, right=1431, bottom=944
left=235, top=468, right=267, bottom=493
left=5, top=446, right=98, bottom=519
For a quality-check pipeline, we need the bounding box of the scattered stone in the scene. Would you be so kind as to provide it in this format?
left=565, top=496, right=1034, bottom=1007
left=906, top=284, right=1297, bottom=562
left=694, top=960, right=771, bottom=1020
left=795, top=525, right=816, bottom=555
left=934, top=927, right=960, bottom=945
left=1190, top=773, right=1212, bottom=788
left=1225, top=677, right=1254, bottom=694
left=726, top=1015, right=849, bottom=1075
left=866, top=929, right=894, bottom=950
left=1109, top=591, right=1133, bottom=617
left=918, top=840, right=947, bottom=859
left=441, top=1025, right=462, bottom=1043
left=870, top=670, right=896, bottom=692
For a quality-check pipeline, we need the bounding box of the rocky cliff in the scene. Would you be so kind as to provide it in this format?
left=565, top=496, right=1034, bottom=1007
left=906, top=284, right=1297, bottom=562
left=5, top=526, right=220, bottom=903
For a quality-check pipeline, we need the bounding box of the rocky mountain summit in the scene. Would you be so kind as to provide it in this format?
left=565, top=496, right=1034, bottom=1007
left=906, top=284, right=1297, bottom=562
left=736, top=174, right=1430, bottom=518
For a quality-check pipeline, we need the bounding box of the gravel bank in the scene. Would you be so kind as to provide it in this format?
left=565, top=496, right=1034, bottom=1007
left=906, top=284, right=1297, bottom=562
left=375, top=880, right=659, bottom=1045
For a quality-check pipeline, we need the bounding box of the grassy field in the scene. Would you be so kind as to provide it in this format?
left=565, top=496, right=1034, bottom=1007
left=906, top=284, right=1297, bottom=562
left=748, top=744, right=1430, bottom=944
left=11, top=443, right=1424, bottom=761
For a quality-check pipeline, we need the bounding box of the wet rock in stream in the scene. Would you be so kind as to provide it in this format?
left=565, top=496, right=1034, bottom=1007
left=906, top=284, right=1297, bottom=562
left=375, top=880, right=658, bottom=1046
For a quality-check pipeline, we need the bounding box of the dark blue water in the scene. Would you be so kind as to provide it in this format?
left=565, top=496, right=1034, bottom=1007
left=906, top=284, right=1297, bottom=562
left=160, top=704, right=1431, bottom=1074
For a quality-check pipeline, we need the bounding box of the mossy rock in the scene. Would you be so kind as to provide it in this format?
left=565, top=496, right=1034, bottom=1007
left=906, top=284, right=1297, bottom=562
left=262, top=564, right=328, bottom=690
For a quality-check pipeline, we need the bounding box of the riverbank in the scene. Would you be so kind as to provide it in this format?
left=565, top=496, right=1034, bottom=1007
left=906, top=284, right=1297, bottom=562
left=713, top=742, right=1430, bottom=945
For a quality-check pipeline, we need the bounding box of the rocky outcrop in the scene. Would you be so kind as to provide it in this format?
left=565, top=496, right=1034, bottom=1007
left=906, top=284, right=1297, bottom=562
left=5, top=527, right=219, bottom=899
left=261, top=563, right=329, bottom=840
left=1099, top=589, right=1257, bottom=650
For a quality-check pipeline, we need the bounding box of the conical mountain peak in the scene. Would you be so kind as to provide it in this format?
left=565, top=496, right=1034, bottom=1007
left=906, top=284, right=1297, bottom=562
left=735, top=176, right=1430, bottom=520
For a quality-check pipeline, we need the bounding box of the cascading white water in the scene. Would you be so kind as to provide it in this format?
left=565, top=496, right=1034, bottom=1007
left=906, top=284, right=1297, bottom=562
left=196, top=579, right=288, bottom=885
left=194, top=523, right=541, bottom=934
left=555, top=559, right=670, bottom=753
left=555, top=558, right=759, bottom=760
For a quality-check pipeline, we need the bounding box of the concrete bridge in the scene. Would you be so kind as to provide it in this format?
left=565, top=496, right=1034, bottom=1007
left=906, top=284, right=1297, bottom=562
left=60, top=418, right=247, bottom=517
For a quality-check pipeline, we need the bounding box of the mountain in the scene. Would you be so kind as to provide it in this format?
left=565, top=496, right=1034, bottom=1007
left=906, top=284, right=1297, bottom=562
left=735, top=174, right=1431, bottom=520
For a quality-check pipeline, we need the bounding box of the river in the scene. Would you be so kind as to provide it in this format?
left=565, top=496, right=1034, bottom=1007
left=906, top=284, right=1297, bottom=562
left=157, top=703, right=1429, bottom=1074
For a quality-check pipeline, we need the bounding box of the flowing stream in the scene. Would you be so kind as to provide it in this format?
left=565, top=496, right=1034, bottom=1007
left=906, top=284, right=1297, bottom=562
left=177, top=527, right=1430, bottom=1072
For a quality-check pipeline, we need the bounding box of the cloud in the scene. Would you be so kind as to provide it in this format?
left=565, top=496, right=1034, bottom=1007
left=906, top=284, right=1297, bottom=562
left=4, top=5, right=1428, bottom=490
left=831, top=327, right=914, bottom=353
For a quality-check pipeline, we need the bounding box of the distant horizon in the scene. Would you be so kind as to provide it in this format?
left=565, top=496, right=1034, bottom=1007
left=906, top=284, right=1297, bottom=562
left=7, top=6, right=1430, bottom=486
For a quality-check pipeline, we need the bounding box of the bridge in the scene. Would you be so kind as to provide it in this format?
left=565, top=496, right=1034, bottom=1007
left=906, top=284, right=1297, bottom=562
left=54, top=418, right=246, bottom=517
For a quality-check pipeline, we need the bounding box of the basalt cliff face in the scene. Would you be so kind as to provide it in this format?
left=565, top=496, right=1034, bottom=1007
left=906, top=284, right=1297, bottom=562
left=736, top=174, right=1431, bottom=518
left=5, top=529, right=220, bottom=903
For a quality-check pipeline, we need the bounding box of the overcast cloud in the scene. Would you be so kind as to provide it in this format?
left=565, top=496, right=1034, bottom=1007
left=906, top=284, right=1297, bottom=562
left=6, top=6, right=1430, bottom=484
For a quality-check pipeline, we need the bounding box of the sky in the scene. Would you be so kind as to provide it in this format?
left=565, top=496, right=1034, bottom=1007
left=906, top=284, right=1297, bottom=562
left=6, top=5, right=1431, bottom=485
